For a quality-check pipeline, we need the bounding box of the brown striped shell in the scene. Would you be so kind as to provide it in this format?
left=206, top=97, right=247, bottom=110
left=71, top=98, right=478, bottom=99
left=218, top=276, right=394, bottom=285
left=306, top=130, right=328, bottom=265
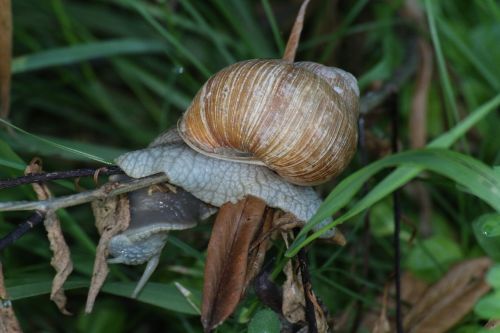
left=178, top=59, right=359, bottom=186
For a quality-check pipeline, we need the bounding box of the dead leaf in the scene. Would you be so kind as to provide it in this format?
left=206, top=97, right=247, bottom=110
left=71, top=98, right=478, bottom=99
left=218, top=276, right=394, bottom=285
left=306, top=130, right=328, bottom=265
left=297, top=246, right=329, bottom=333
left=362, top=272, right=429, bottom=332
left=304, top=276, right=329, bottom=333
left=44, top=212, right=73, bottom=315
left=486, top=320, right=500, bottom=329
left=372, top=285, right=390, bottom=333
left=201, top=195, right=266, bottom=332
left=404, top=257, right=492, bottom=333
left=245, top=209, right=273, bottom=290
left=282, top=0, right=310, bottom=62
left=282, top=256, right=305, bottom=324
left=25, top=159, right=73, bottom=315
left=400, top=272, right=429, bottom=306
left=0, top=261, right=22, bottom=333
left=0, top=0, right=12, bottom=118
left=86, top=191, right=130, bottom=313
left=403, top=0, right=434, bottom=236
left=281, top=230, right=329, bottom=333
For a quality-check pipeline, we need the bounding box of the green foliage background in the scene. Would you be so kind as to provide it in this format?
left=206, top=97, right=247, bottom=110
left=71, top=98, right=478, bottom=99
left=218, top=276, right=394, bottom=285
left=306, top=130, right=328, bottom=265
left=0, top=0, right=499, bottom=332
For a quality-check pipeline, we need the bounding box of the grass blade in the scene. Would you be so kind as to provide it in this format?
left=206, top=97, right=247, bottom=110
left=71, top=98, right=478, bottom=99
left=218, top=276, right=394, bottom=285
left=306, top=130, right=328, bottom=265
left=425, top=0, right=460, bottom=124
left=287, top=93, right=500, bottom=256
left=0, top=118, right=113, bottom=164
left=12, top=39, right=167, bottom=74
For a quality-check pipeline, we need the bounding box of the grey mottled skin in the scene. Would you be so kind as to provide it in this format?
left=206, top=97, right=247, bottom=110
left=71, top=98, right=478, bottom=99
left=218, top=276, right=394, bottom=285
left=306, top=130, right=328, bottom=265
left=115, top=130, right=333, bottom=234
left=107, top=176, right=215, bottom=298
left=113, top=130, right=333, bottom=297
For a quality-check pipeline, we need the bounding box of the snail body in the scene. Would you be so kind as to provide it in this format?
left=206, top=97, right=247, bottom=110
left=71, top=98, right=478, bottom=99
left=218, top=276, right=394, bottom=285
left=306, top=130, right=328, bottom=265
left=115, top=60, right=359, bottom=296
left=179, top=59, right=359, bottom=186
left=107, top=175, right=215, bottom=298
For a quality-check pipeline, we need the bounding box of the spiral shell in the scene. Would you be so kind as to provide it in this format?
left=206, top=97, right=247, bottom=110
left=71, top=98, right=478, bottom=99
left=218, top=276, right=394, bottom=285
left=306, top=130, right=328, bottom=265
left=178, top=59, right=359, bottom=186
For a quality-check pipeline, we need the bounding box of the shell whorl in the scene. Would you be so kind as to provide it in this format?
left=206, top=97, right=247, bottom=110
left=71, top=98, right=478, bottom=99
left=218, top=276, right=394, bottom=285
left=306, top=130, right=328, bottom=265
left=178, top=59, right=359, bottom=185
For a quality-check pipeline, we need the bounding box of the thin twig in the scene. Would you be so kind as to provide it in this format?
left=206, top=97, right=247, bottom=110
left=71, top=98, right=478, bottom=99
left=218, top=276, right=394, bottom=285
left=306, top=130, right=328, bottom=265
left=0, top=174, right=168, bottom=251
left=0, top=166, right=123, bottom=190
left=391, top=93, right=404, bottom=333
left=0, top=211, right=45, bottom=251
left=0, top=173, right=168, bottom=213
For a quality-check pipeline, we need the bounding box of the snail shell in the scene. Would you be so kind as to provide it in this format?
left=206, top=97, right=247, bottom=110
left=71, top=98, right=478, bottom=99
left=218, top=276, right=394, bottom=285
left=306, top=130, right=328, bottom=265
left=178, top=59, right=359, bottom=186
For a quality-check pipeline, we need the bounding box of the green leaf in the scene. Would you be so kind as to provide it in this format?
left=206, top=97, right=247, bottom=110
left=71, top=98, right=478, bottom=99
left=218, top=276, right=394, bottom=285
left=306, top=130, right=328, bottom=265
left=287, top=94, right=500, bottom=257
left=248, top=309, right=280, bottom=333
left=0, top=139, right=25, bottom=172
left=474, top=290, right=500, bottom=319
left=12, top=39, right=167, bottom=74
left=406, top=235, right=463, bottom=282
left=0, top=118, right=114, bottom=164
left=425, top=0, right=460, bottom=124
left=102, top=282, right=201, bottom=315
left=473, top=213, right=500, bottom=261
left=486, top=264, right=500, bottom=289
left=294, top=149, right=499, bottom=254
left=6, top=277, right=200, bottom=315
left=7, top=279, right=88, bottom=300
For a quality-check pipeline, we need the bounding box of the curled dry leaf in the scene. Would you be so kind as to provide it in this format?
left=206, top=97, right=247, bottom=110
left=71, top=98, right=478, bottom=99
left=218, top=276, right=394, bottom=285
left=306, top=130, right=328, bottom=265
left=245, top=209, right=273, bottom=290
left=283, top=257, right=306, bottom=324
left=201, top=195, right=266, bottom=332
left=44, top=212, right=73, bottom=315
left=282, top=0, right=310, bottom=62
left=86, top=190, right=130, bottom=313
left=486, top=320, right=500, bottom=329
left=25, top=159, right=73, bottom=315
left=297, top=245, right=329, bottom=333
left=0, top=0, right=12, bottom=118
left=372, top=285, right=390, bottom=333
left=282, top=232, right=306, bottom=324
left=403, top=0, right=434, bottom=236
left=0, top=262, right=22, bottom=333
left=404, top=257, right=492, bottom=333
left=361, top=272, right=429, bottom=332
left=282, top=231, right=329, bottom=333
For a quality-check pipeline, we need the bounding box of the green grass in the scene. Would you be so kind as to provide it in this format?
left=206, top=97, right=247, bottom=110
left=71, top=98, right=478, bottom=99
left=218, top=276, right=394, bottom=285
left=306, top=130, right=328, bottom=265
left=1, top=0, right=499, bottom=332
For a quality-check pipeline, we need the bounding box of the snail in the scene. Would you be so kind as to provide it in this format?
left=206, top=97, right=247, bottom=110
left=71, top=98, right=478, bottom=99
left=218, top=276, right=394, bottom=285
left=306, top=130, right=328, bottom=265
left=106, top=175, right=216, bottom=298
left=112, top=0, right=359, bottom=297
left=179, top=59, right=359, bottom=186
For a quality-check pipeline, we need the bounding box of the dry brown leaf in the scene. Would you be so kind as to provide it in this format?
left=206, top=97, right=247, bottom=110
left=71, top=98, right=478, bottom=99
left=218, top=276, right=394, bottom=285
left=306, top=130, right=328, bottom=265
left=44, top=211, right=73, bottom=315
left=25, top=159, right=73, bottom=315
left=362, top=273, right=429, bottom=332
left=297, top=240, right=329, bottom=333
left=372, top=285, right=390, bottom=333
left=201, top=196, right=266, bottom=332
left=486, top=320, right=500, bottom=329
left=282, top=230, right=329, bottom=332
left=0, top=0, right=12, bottom=118
left=402, top=0, right=433, bottom=150
left=282, top=0, right=310, bottom=62
left=86, top=192, right=130, bottom=313
left=403, top=0, right=434, bottom=236
left=303, top=277, right=329, bottom=333
left=404, top=257, right=492, bottom=333
left=400, top=272, right=429, bottom=306
left=245, top=209, right=273, bottom=290
left=282, top=256, right=305, bottom=324
left=0, top=262, right=22, bottom=333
